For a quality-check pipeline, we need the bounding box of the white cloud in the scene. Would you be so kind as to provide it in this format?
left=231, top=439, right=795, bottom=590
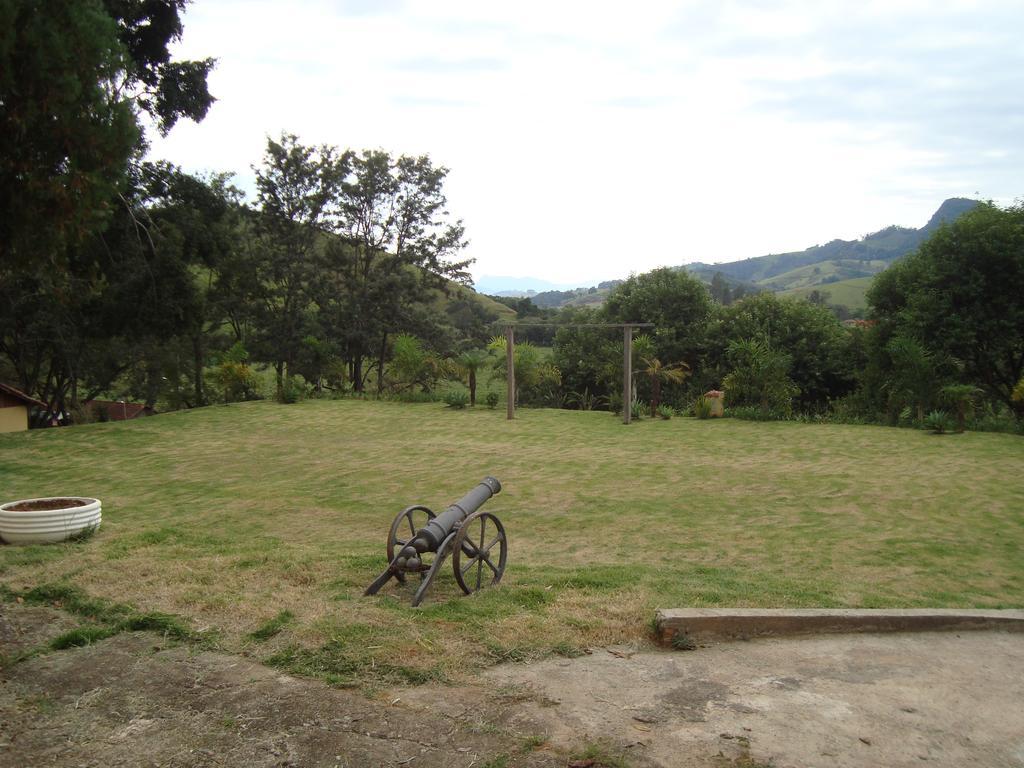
left=149, top=0, right=1024, bottom=284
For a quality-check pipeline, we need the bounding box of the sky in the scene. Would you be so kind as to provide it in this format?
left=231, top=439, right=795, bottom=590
left=149, top=0, right=1024, bottom=289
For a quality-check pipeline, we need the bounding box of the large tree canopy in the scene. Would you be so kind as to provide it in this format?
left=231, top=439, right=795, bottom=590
left=0, top=0, right=213, bottom=269
left=867, top=202, right=1024, bottom=417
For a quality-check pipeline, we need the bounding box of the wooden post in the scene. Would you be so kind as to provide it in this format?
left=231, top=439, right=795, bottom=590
left=506, top=325, right=515, bottom=421
left=623, top=325, right=632, bottom=425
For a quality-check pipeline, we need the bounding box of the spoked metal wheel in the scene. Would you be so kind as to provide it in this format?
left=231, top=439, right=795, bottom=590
left=452, top=511, right=508, bottom=595
left=387, top=505, right=435, bottom=583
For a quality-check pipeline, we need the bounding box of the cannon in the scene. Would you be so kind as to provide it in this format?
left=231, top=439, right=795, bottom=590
left=363, top=477, right=508, bottom=607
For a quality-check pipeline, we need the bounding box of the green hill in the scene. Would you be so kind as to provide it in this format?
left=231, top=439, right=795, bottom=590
left=686, top=198, right=977, bottom=286
left=782, top=276, right=874, bottom=309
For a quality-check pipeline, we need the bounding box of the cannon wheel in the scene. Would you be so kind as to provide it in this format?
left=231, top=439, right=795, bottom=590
left=452, top=511, right=508, bottom=595
left=388, top=505, right=435, bottom=584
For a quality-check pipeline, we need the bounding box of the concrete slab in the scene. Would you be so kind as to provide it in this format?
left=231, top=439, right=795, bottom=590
left=657, top=608, right=1024, bottom=644
left=485, top=631, right=1024, bottom=767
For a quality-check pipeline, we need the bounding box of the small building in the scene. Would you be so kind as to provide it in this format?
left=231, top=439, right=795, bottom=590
left=83, top=400, right=157, bottom=422
left=0, top=383, right=46, bottom=433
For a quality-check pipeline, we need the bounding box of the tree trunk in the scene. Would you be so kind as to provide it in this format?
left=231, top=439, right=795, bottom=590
left=469, top=369, right=477, bottom=407
left=192, top=334, right=205, bottom=407
left=651, top=376, right=660, bottom=417
left=375, top=333, right=388, bottom=397
left=353, top=357, right=363, bottom=393
left=275, top=361, right=284, bottom=400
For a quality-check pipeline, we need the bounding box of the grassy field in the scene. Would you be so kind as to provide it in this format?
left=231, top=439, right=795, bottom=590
left=2, top=400, right=1022, bottom=689
left=782, top=275, right=874, bottom=309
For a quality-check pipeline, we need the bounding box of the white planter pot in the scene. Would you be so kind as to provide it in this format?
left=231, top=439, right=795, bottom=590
left=0, top=497, right=102, bottom=545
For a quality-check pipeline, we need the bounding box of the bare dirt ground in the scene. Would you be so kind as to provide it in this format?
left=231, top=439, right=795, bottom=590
left=3, top=601, right=1023, bottom=768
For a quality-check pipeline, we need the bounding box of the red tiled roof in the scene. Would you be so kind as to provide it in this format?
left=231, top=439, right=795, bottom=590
left=0, top=382, right=46, bottom=409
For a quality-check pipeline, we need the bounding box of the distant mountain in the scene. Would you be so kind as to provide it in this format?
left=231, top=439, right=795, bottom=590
left=685, top=198, right=980, bottom=287
left=480, top=199, right=981, bottom=312
left=472, top=275, right=600, bottom=295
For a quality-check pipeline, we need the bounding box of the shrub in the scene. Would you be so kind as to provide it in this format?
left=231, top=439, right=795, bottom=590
left=924, top=410, right=956, bottom=434
left=656, top=405, right=673, bottom=420
left=277, top=376, right=306, bottom=404
left=629, top=395, right=645, bottom=420
left=693, top=395, right=712, bottom=419
left=444, top=391, right=469, bottom=409
left=729, top=405, right=790, bottom=421
left=484, top=391, right=500, bottom=410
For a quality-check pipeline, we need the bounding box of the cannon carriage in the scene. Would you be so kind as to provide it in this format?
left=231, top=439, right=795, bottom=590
left=364, top=477, right=508, bottom=607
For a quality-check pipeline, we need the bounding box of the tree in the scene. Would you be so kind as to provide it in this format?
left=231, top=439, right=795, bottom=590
left=252, top=134, right=347, bottom=398
left=455, top=349, right=490, bottom=406
left=0, top=1, right=137, bottom=269
left=487, top=336, right=561, bottom=407
left=709, top=293, right=854, bottom=411
left=603, top=268, right=712, bottom=367
left=867, top=202, right=1024, bottom=418
left=722, top=338, right=799, bottom=415
left=640, top=357, right=691, bottom=416
left=709, top=272, right=732, bottom=305
left=939, top=383, right=982, bottom=433
left=326, top=149, right=470, bottom=393
left=883, top=335, right=941, bottom=422
left=0, top=0, right=214, bottom=270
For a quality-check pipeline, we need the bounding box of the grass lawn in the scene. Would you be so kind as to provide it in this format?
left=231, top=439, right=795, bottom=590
left=2, top=400, right=1022, bottom=688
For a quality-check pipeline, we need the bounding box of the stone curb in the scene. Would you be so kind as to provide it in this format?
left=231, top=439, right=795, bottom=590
left=656, top=608, right=1024, bottom=645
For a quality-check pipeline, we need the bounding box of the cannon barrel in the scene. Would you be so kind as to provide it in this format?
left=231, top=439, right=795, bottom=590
left=396, top=477, right=501, bottom=567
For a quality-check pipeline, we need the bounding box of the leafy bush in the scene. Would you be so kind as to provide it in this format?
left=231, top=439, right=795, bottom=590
left=728, top=405, right=790, bottom=421
left=212, top=343, right=261, bottom=403
left=444, top=391, right=469, bottom=409
left=656, top=405, right=673, bottom=420
left=484, top=391, right=500, bottom=410
left=277, top=376, right=306, bottom=404
left=693, top=395, right=713, bottom=419
left=722, top=337, right=798, bottom=416
left=923, top=410, right=956, bottom=434
left=628, top=395, right=645, bottom=420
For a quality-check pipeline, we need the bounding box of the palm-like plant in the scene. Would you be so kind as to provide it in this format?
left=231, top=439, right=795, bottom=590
left=455, top=349, right=489, bottom=407
left=939, top=384, right=982, bottom=433
left=640, top=357, right=691, bottom=417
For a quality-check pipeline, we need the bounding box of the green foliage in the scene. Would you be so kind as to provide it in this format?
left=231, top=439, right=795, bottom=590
left=0, top=0, right=138, bottom=269
left=484, top=391, right=500, bottom=409
left=722, top=338, right=798, bottom=415
left=924, top=410, right=956, bottom=435
left=1014, top=376, right=1024, bottom=403
left=640, top=356, right=691, bottom=415
left=670, top=633, right=696, bottom=651
left=710, top=292, right=854, bottom=410
left=882, top=335, right=943, bottom=422
left=693, top=396, right=713, bottom=419
left=604, top=267, right=712, bottom=367
left=867, top=202, right=1024, bottom=420
left=277, top=376, right=306, bottom=404
left=211, top=344, right=260, bottom=403
left=656, top=404, right=674, bottom=420
left=488, top=336, right=561, bottom=406
left=727, top=405, right=791, bottom=421
left=565, top=388, right=607, bottom=411
left=939, top=384, right=981, bottom=433
left=443, top=390, right=469, bottom=409
left=455, top=348, right=489, bottom=406
left=248, top=610, right=295, bottom=641
left=51, top=625, right=118, bottom=650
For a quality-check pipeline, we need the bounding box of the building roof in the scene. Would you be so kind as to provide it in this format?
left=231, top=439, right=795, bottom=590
left=0, top=382, right=47, bottom=409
